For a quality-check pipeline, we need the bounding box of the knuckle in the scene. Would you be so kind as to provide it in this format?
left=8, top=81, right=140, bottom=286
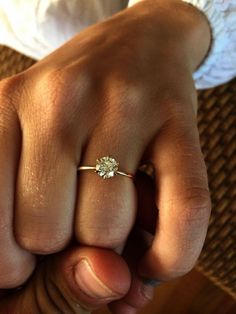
left=159, top=77, right=196, bottom=108
left=182, top=186, right=212, bottom=223
left=0, top=78, right=12, bottom=100
left=40, top=67, right=92, bottom=104
left=161, top=254, right=188, bottom=279
left=0, top=259, right=32, bottom=289
left=164, top=261, right=196, bottom=280
left=103, top=78, right=146, bottom=123
left=150, top=255, right=196, bottom=281
left=17, top=232, right=71, bottom=255
left=0, top=76, right=17, bottom=96
left=162, top=117, right=198, bottom=146
left=161, top=95, right=197, bottom=127
left=0, top=74, right=26, bottom=105
left=0, top=274, right=22, bottom=289
left=36, top=70, right=71, bottom=131
left=33, top=68, right=92, bottom=136
left=76, top=225, right=126, bottom=249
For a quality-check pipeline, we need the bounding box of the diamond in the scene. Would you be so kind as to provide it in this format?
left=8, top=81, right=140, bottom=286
left=95, top=156, right=119, bottom=179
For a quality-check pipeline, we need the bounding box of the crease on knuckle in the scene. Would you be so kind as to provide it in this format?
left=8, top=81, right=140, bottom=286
left=18, top=232, right=70, bottom=254
left=182, top=186, right=211, bottom=220
left=165, top=186, right=211, bottom=231
left=77, top=225, right=125, bottom=249
left=159, top=76, right=196, bottom=103
left=160, top=95, right=197, bottom=128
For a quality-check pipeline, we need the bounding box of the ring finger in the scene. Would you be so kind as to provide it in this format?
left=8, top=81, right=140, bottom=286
left=75, top=116, right=150, bottom=249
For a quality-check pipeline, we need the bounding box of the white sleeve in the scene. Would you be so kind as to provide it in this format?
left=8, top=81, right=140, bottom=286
left=128, top=0, right=236, bottom=90
left=0, top=0, right=127, bottom=60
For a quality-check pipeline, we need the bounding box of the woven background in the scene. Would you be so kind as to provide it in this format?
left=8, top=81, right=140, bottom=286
left=0, top=45, right=235, bottom=300
left=196, top=80, right=236, bottom=299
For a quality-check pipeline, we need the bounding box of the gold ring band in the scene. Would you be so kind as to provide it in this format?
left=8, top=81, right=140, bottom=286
left=77, top=166, right=134, bottom=178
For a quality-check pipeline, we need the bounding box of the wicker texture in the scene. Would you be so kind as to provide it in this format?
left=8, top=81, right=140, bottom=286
left=0, top=46, right=35, bottom=79
left=196, top=81, right=236, bottom=300
left=0, top=45, right=235, bottom=299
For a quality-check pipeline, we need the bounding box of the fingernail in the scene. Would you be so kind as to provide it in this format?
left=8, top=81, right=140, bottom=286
left=75, top=259, right=120, bottom=299
left=142, top=279, right=162, bottom=286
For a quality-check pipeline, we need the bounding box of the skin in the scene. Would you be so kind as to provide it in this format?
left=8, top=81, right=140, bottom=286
left=0, top=0, right=212, bottom=313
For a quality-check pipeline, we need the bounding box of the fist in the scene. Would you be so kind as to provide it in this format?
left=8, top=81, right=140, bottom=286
left=0, top=0, right=211, bottom=292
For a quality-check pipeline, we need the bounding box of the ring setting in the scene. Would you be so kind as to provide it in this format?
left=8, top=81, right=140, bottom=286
left=77, top=156, right=134, bottom=179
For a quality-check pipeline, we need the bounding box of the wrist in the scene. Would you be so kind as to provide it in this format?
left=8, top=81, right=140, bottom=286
left=124, top=0, right=212, bottom=73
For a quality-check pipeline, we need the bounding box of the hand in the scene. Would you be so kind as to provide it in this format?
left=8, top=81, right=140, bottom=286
left=0, top=223, right=169, bottom=314
left=0, top=0, right=211, bottom=312
left=0, top=245, right=132, bottom=313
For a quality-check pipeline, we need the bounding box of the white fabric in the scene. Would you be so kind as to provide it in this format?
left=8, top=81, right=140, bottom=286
left=129, top=0, right=236, bottom=89
left=181, top=0, right=236, bottom=89
left=0, top=0, right=235, bottom=90
left=0, top=0, right=128, bottom=59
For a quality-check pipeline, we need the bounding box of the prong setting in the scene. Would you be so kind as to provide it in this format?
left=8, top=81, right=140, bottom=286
left=95, top=156, right=119, bottom=179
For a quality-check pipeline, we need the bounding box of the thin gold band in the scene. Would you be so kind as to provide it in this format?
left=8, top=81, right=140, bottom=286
left=77, top=166, right=134, bottom=178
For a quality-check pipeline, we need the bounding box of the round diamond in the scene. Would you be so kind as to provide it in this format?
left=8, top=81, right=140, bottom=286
left=95, top=156, right=119, bottom=179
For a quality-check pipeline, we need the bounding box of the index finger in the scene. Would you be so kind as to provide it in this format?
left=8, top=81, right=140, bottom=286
left=0, top=80, right=36, bottom=288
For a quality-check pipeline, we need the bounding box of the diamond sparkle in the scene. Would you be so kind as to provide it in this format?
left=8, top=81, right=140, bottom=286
left=95, top=156, right=119, bottom=179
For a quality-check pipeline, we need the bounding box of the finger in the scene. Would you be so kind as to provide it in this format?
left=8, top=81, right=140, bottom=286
left=109, top=227, right=156, bottom=314
left=14, top=89, right=82, bottom=254
left=0, top=80, right=36, bottom=288
left=112, top=170, right=158, bottom=256
left=109, top=172, right=159, bottom=313
left=75, top=115, right=148, bottom=249
left=0, top=246, right=131, bottom=313
left=138, top=115, right=212, bottom=281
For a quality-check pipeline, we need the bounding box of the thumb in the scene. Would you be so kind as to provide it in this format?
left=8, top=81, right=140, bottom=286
left=0, top=246, right=131, bottom=313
